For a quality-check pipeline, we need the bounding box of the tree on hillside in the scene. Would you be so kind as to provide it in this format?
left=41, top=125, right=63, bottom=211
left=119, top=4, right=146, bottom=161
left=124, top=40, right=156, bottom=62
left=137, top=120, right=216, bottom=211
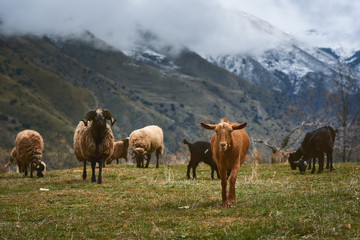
left=253, top=121, right=312, bottom=163
left=328, top=61, right=360, bottom=162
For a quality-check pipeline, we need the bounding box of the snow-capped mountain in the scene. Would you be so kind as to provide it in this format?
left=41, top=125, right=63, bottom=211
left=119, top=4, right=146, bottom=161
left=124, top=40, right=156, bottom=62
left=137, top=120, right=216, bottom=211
left=207, top=43, right=340, bottom=96
left=204, top=12, right=359, bottom=98
left=123, top=11, right=359, bottom=103
left=346, top=50, right=360, bottom=76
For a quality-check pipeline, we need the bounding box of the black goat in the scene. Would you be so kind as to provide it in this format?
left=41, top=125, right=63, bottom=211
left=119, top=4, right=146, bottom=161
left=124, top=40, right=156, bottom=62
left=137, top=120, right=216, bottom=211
left=289, top=126, right=336, bottom=174
left=183, top=139, right=220, bottom=180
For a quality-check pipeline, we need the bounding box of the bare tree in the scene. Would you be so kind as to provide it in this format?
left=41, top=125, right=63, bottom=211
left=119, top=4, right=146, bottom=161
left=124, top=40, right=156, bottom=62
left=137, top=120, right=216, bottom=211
left=254, top=121, right=312, bottom=163
left=328, top=61, right=360, bottom=162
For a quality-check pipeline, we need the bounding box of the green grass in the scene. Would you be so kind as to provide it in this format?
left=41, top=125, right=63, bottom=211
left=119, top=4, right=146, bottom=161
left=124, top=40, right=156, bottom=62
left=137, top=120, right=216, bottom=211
left=0, top=163, right=359, bottom=239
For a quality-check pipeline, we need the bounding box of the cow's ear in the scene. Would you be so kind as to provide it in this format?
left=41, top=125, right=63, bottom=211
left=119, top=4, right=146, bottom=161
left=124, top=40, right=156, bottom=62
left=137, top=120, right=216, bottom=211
left=233, top=122, right=247, bottom=130
left=201, top=122, right=216, bottom=130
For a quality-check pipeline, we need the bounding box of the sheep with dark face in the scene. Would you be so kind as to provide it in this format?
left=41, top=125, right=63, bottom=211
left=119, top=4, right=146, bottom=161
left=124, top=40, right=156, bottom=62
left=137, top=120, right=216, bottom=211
left=5, top=130, right=46, bottom=178
left=129, top=125, right=164, bottom=168
left=74, top=109, right=116, bottom=184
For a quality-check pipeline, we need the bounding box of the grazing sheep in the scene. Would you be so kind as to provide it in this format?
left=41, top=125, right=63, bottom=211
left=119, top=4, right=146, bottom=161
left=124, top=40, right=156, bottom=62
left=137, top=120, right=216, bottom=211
left=183, top=139, right=219, bottom=180
left=74, top=109, right=116, bottom=184
left=129, top=125, right=164, bottom=168
left=201, top=118, right=250, bottom=207
left=107, top=138, right=130, bottom=165
left=6, top=130, right=46, bottom=177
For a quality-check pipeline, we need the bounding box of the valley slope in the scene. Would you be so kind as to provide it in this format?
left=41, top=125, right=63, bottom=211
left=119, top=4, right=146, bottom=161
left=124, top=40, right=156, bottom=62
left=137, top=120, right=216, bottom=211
left=0, top=35, right=298, bottom=169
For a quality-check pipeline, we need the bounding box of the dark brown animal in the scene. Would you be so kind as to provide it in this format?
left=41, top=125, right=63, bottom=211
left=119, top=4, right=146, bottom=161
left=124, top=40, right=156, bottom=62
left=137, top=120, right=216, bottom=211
left=183, top=139, right=219, bottom=180
left=201, top=119, right=250, bottom=207
left=289, top=126, right=336, bottom=174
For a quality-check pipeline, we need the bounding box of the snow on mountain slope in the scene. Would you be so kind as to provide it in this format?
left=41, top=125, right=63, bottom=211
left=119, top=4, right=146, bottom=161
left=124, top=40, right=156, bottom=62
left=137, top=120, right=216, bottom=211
left=346, top=50, right=360, bottom=77
left=124, top=49, right=179, bottom=70
left=205, top=12, right=343, bottom=96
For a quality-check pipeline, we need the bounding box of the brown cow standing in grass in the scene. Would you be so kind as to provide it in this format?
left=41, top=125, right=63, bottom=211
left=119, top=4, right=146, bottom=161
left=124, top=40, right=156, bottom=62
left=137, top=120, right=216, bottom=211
left=201, top=118, right=250, bottom=207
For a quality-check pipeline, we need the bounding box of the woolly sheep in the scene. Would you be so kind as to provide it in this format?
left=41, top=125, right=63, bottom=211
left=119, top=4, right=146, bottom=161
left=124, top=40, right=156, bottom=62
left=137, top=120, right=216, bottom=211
left=74, top=109, right=116, bottom=184
left=6, top=130, right=46, bottom=177
left=129, top=125, right=164, bottom=168
left=107, top=138, right=130, bottom=165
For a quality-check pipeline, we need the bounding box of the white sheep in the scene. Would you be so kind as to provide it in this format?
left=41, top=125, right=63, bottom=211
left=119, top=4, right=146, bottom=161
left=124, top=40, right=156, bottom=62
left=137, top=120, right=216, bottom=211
left=129, top=125, right=164, bottom=168
left=73, top=109, right=115, bottom=184
left=6, top=130, right=46, bottom=177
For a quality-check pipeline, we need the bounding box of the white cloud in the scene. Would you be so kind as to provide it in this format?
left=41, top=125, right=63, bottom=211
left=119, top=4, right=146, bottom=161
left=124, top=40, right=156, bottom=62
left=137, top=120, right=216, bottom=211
left=223, top=0, right=360, bottom=53
left=0, top=0, right=359, bottom=56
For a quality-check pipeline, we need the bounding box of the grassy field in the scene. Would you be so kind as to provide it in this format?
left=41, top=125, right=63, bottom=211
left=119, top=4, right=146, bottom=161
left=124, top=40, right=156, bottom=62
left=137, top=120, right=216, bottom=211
left=0, top=162, right=359, bottom=239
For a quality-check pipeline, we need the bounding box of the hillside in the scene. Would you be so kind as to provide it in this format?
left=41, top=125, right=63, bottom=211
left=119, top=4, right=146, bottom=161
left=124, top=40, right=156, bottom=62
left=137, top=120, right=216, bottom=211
left=1, top=163, right=359, bottom=239
left=0, top=34, right=298, bottom=170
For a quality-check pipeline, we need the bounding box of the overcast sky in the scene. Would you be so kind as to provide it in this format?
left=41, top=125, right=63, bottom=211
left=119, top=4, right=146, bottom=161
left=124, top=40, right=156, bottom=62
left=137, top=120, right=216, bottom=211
left=0, top=0, right=359, bottom=56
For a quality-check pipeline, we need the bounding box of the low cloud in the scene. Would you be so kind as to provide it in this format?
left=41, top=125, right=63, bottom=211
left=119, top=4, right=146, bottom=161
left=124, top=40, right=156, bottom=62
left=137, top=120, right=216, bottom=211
left=0, top=0, right=290, bottom=56
left=0, top=0, right=359, bottom=56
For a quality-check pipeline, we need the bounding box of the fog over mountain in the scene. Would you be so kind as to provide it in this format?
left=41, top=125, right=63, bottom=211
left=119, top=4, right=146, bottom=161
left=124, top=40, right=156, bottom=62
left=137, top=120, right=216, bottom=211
left=1, top=0, right=360, bottom=57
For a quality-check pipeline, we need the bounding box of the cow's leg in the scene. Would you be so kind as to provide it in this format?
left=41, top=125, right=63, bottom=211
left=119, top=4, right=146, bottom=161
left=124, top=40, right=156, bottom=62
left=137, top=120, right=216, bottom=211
left=211, top=164, right=220, bottom=179
left=141, top=157, right=145, bottom=168
left=192, top=161, right=200, bottom=180
left=326, top=155, right=330, bottom=169
left=30, top=163, right=34, bottom=178
left=155, top=149, right=161, bottom=168
left=327, top=150, right=335, bottom=171
left=91, top=160, right=96, bottom=182
left=24, top=163, right=28, bottom=177
left=227, top=164, right=240, bottom=207
left=98, top=159, right=103, bottom=184
left=219, top=167, right=228, bottom=207
left=116, top=159, right=119, bottom=164
left=145, top=153, right=151, bottom=168
left=136, top=158, right=141, bottom=168
left=307, top=158, right=312, bottom=170
left=83, top=160, right=87, bottom=180
left=311, top=158, right=316, bottom=174
left=187, top=160, right=193, bottom=179
left=216, top=167, right=220, bottom=179
left=318, top=153, right=324, bottom=174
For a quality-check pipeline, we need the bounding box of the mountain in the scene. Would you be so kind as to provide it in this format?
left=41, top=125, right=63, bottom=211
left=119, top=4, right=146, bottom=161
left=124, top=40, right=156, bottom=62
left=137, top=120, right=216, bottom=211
left=206, top=13, right=359, bottom=112
left=346, top=50, right=360, bottom=75
left=207, top=42, right=342, bottom=97
left=0, top=34, right=297, bottom=170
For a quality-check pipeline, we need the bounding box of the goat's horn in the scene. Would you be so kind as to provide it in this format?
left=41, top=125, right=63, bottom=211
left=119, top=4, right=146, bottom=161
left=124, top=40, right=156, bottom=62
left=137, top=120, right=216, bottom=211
left=103, top=109, right=116, bottom=126
left=82, top=110, right=96, bottom=126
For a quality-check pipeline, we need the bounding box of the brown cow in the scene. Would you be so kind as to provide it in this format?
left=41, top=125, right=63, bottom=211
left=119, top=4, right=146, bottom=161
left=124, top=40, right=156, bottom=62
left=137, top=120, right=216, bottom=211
left=201, top=118, right=250, bottom=207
